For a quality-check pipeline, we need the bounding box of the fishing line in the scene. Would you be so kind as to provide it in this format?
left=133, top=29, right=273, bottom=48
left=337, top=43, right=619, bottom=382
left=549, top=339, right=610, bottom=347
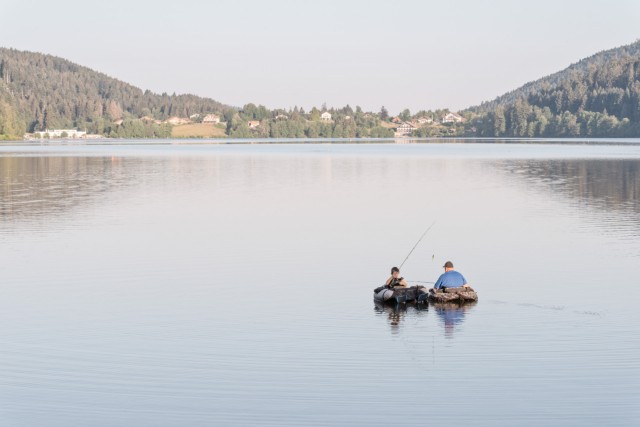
left=398, top=220, right=436, bottom=270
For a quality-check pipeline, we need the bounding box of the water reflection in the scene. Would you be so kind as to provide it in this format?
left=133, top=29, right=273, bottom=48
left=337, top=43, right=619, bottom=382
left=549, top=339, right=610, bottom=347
left=374, top=301, right=427, bottom=334
left=503, top=159, right=640, bottom=216
left=374, top=300, right=476, bottom=338
left=0, top=156, right=133, bottom=222
left=1, top=144, right=639, bottom=425
left=433, top=302, right=476, bottom=338
left=2, top=152, right=639, bottom=231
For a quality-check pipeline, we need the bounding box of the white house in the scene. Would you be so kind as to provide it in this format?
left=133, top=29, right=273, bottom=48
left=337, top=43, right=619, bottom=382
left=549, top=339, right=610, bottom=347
left=35, top=129, right=87, bottom=138
left=248, top=120, right=260, bottom=129
left=202, top=114, right=220, bottom=124
left=320, top=111, right=332, bottom=121
left=417, top=116, right=433, bottom=125
left=395, top=121, right=417, bottom=137
left=441, top=112, right=465, bottom=124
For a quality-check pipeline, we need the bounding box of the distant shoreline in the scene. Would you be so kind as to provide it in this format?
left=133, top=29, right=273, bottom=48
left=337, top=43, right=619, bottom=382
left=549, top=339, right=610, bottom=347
left=2, top=137, right=640, bottom=146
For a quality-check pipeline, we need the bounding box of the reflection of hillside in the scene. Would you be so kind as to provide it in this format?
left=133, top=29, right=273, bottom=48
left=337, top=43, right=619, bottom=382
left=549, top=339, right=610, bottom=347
left=0, top=153, right=333, bottom=223
left=504, top=159, right=640, bottom=216
left=0, top=156, right=133, bottom=222
left=3, top=154, right=639, bottom=228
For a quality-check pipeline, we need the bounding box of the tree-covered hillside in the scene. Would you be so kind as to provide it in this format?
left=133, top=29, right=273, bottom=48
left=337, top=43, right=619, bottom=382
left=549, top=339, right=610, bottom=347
left=467, top=40, right=640, bottom=137
left=0, top=48, right=230, bottom=139
left=4, top=41, right=640, bottom=139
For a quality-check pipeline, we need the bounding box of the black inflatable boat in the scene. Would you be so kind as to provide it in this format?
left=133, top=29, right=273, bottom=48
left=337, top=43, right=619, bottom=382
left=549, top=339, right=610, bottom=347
left=373, top=285, right=430, bottom=304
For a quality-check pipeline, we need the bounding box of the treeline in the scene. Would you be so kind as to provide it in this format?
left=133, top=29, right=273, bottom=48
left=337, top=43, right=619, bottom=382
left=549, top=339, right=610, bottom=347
left=470, top=102, right=633, bottom=138
left=468, top=41, right=640, bottom=137
left=0, top=48, right=228, bottom=138
left=105, top=119, right=172, bottom=138
left=225, top=104, right=394, bottom=138
left=0, top=97, right=21, bottom=139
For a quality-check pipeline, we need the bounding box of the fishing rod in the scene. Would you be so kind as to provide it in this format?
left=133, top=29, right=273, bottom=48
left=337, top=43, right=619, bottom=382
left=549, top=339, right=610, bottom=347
left=398, top=220, right=436, bottom=270
left=382, top=221, right=436, bottom=290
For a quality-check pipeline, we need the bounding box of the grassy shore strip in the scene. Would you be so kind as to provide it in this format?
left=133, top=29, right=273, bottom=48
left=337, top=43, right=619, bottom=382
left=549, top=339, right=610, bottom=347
left=171, top=123, right=227, bottom=138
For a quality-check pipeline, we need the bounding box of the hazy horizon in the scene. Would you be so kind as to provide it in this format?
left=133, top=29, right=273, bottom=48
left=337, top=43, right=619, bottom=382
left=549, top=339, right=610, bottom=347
left=1, top=0, right=639, bottom=113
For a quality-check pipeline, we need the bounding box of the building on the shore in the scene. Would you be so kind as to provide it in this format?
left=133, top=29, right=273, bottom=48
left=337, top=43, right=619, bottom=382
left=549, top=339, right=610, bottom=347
left=248, top=120, right=260, bottom=129
left=417, top=116, right=433, bottom=125
left=441, top=112, right=465, bottom=124
left=395, top=121, right=417, bottom=137
left=166, top=117, right=191, bottom=125
left=320, top=112, right=332, bottom=121
left=202, top=114, right=220, bottom=124
left=34, top=129, right=87, bottom=138
left=28, top=129, right=103, bottom=140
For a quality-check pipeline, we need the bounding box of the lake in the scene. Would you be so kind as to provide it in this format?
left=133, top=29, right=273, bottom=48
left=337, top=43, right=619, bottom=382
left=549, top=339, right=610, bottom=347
left=0, top=140, right=639, bottom=426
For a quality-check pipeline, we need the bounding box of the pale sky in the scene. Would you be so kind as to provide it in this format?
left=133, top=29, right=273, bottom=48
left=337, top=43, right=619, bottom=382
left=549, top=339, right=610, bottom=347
left=1, top=0, right=639, bottom=113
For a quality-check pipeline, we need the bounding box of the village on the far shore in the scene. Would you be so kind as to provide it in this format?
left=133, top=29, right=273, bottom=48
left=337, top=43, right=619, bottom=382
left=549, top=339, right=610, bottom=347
left=389, top=112, right=465, bottom=137
left=22, top=108, right=468, bottom=140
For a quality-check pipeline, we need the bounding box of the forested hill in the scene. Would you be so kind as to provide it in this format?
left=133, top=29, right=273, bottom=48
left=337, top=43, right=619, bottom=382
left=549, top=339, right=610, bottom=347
left=467, top=41, right=640, bottom=137
left=3, top=41, right=640, bottom=140
left=0, top=48, right=230, bottom=138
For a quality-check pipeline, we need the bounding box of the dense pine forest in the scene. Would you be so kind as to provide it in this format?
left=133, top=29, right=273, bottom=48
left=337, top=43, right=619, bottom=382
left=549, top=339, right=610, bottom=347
left=467, top=41, right=640, bottom=137
left=0, top=48, right=229, bottom=139
left=2, top=41, right=640, bottom=139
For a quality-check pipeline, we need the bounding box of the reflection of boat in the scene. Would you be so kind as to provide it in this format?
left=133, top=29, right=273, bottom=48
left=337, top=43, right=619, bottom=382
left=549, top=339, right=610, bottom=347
left=431, top=301, right=477, bottom=310
left=373, top=285, right=430, bottom=304
left=374, top=299, right=428, bottom=330
left=374, top=300, right=429, bottom=314
left=427, top=287, right=478, bottom=303
left=432, top=301, right=477, bottom=338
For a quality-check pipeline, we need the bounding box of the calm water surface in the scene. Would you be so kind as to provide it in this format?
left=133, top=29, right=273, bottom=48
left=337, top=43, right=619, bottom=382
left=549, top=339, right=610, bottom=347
left=0, top=141, right=639, bottom=426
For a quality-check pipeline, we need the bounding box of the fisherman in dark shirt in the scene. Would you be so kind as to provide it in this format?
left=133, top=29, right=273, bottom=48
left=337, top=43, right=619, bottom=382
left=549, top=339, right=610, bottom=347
left=385, top=266, right=408, bottom=288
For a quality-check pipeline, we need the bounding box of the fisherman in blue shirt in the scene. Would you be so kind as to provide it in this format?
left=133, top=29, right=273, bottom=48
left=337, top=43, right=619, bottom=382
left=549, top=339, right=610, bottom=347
left=433, top=261, right=470, bottom=290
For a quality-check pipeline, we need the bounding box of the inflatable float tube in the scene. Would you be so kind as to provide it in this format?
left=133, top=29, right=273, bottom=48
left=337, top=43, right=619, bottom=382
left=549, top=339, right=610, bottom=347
left=427, top=287, right=478, bottom=303
left=373, top=285, right=430, bottom=304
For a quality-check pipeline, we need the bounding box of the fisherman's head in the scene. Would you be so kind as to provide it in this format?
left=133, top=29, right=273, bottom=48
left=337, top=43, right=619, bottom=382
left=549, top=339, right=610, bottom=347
left=391, top=266, right=400, bottom=278
left=443, top=261, right=454, bottom=272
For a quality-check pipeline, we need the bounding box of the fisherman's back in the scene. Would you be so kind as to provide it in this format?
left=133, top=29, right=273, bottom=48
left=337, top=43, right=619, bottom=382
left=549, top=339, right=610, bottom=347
left=434, top=270, right=467, bottom=289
